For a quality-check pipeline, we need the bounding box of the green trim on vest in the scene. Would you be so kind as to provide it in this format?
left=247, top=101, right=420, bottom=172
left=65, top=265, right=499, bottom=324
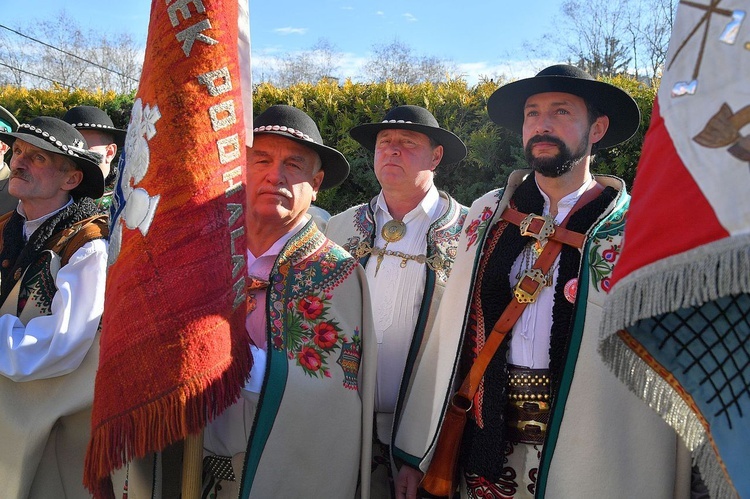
left=535, top=196, right=628, bottom=497
left=240, top=340, right=288, bottom=498
left=536, top=250, right=592, bottom=497
left=391, top=269, right=437, bottom=467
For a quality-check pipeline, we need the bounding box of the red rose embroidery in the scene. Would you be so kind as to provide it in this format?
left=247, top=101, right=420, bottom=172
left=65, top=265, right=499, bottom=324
left=313, top=322, right=339, bottom=350
left=298, top=295, right=324, bottom=320
left=602, top=246, right=620, bottom=262
left=298, top=346, right=322, bottom=371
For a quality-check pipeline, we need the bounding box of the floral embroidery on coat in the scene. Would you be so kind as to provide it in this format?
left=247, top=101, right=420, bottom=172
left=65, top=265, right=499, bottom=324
left=337, top=332, right=362, bottom=390
left=268, top=224, right=360, bottom=383
left=342, top=205, right=374, bottom=255
left=465, top=206, right=494, bottom=251
left=588, top=204, right=627, bottom=292
left=283, top=290, right=345, bottom=378
left=429, top=206, right=467, bottom=282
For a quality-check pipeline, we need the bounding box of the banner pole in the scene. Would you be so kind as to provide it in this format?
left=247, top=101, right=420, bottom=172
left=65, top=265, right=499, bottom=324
left=181, top=432, right=204, bottom=499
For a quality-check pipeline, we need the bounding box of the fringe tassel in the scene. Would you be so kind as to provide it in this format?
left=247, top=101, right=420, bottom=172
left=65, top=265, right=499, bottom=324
left=83, top=348, right=252, bottom=498
left=600, top=234, right=750, bottom=339
left=599, top=334, right=738, bottom=498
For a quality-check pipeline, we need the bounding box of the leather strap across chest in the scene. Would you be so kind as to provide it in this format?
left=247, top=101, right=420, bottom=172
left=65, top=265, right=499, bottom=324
left=458, top=182, right=604, bottom=401
left=419, top=181, right=605, bottom=497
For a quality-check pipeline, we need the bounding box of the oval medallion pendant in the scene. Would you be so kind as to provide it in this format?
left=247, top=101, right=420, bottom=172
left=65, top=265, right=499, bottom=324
left=381, top=219, right=406, bottom=243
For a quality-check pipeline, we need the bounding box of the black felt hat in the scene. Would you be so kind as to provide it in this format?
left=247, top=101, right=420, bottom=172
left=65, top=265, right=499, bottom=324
left=63, top=105, right=126, bottom=147
left=253, top=105, right=350, bottom=190
left=487, top=64, right=640, bottom=149
left=349, top=105, right=467, bottom=165
left=0, top=116, right=104, bottom=199
left=0, top=105, right=19, bottom=133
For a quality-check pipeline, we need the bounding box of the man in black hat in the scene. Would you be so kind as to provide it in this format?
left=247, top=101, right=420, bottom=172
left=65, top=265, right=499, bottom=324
left=0, top=116, right=109, bottom=497
left=193, top=105, right=375, bottom=499
left=326, top=105, right=468, bottom=498
left=63, top=105, right=127, bottom=214
left=396, top=65, right=690, bottom=499
left=0, top=105, right=20, bottom=215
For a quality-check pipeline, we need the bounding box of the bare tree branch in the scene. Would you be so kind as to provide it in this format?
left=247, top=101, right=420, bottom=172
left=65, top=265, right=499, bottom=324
left=363, top=39, right=456, bottom=84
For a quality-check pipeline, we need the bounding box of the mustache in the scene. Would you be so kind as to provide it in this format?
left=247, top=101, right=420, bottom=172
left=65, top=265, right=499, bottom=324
left=256, top=186, right=292, bottom=199
left=10, top=169, right=30, bottom=181
left=526, top=134, right=566, bottom=149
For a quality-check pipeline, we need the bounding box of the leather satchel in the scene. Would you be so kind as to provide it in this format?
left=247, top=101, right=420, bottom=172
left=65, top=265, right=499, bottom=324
left=419, top=184, right=602, bottom=497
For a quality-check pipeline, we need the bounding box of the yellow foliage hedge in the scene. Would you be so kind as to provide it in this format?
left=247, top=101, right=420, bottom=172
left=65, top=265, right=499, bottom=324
left=0, top=77, right=657, bottom=213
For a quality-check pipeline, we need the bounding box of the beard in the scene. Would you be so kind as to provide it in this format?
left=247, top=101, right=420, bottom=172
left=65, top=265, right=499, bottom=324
left=524, top=134, right=588, bottom=178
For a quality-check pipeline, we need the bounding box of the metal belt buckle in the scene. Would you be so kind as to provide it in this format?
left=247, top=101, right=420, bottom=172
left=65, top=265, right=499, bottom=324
left=514, top=268, right=547, bottom=303
left=519, top=214, right=556, bottom=241
left=516, top=420, right=548, bottom=434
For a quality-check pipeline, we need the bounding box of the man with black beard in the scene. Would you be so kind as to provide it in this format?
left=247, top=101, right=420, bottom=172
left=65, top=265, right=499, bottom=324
left=395, top=65, right=692, bottom=499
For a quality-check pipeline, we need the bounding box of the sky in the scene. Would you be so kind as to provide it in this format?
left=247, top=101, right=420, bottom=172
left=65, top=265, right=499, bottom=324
left=2, top=0, right=563, bottom=85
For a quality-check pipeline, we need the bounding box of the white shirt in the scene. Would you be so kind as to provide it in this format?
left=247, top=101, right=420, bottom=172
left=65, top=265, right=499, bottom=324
left=0, top=200, right=108, bottom=381
left=204, top=216, right=308, bottom=457
left=507, top=177, right=595, bottom=368
left=366, top=186, right=444, bottom=414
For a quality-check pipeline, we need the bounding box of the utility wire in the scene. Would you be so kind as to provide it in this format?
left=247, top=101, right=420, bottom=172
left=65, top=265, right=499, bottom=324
left=0, top=61, right=72, bottom=88
left=0, top=23, right=139, bottom=83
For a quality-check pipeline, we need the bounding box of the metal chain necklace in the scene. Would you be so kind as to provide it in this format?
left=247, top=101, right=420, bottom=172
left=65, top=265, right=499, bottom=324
left=515, top=240, right=558, bottom=287
left=374, top=219, right=406, bottom=276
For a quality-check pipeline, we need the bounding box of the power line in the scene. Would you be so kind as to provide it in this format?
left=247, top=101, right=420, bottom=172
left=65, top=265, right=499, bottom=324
left=0, top=23, right=139, bottom=83
left=0, top=61, right=72, bottom=88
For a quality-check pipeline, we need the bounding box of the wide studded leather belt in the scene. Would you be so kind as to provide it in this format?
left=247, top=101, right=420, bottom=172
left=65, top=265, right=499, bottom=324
left=505, top=364, right=550, bottom=445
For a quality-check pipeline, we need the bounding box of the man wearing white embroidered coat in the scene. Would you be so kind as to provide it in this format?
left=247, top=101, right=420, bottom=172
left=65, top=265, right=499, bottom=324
left=396, top=65, right=692, bottom=498
left=326, top=105, right=467, bottom=498
left=198, top=105, right=375, bottom=499
left=0, top=116, right=108, bottom=498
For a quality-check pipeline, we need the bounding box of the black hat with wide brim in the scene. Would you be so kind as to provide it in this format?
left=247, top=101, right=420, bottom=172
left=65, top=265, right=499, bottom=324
left=487, top=64, right=640, bottom=149
left=0, top=105, right=19, bottom=133
left=350, top=105, right=467, bottom=165
left=0, top=105, right=19, bottom=163
left=252, top=105, right=350, bottom=190
left=0, top=116, right=104, bottom=199
left=63, top=105, right=127, bottom=147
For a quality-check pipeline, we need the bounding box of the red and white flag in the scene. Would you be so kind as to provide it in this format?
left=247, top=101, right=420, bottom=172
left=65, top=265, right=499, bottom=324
left=600, top=1, right=750, bottom=497
left=84, top=1, right=253, bottom=496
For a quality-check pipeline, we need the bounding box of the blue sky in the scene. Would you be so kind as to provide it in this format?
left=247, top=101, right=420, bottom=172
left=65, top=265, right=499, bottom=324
left=3, top=0, right=562, bottom=84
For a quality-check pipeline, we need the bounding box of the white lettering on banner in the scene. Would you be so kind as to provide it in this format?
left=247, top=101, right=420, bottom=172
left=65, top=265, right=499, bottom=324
left=209, top=101, right=237, bottom=131
left=223, top=166, right=243, bottom=198
left=166, top=0, right=207, bottom=27
left=197, top=68, right=232, bottom=96
left=230, top=227, right=246, bottom=280
left=172, top=6, right=247, bottom=311
left=226, top=202, right=243, bottom=226
left=217, top=134, right=241, bottom=164
left=176, top=20, right=218, bottom=57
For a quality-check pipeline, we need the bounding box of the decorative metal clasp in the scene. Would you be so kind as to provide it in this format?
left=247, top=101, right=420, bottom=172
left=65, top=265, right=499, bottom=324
left=425, top=254, right=445, bottom=272
left=353, top=241, right=373, bottom=259
left=513, top=268, right=547, bottom=303
left=519, top=214, right=556, bottom=241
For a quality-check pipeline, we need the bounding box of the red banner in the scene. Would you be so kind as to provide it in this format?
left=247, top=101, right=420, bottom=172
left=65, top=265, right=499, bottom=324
left=84, top=1, right=251, bottom=496
left=600, top=1, right=750, bottom=496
